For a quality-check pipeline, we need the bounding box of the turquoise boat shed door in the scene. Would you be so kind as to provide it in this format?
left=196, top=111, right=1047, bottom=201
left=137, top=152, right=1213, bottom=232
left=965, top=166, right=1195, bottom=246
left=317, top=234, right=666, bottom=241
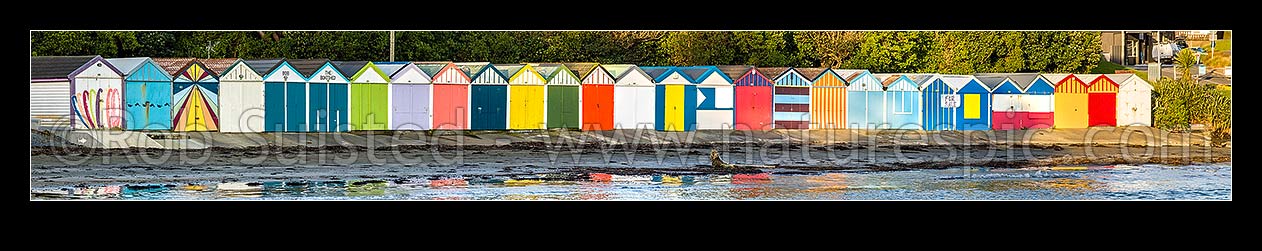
left=309, top=83, right=328, bottom=132
left=330, top=83, right=348, bottom=131
left=286, top=82, right=306, bottom=132
left=471, top=85, right=507, bottom=130
left=460, top=63, right=510, bottom=130
left=261, top=60, right=307, bottom=132
left=292, top=59, right=348, bottom=132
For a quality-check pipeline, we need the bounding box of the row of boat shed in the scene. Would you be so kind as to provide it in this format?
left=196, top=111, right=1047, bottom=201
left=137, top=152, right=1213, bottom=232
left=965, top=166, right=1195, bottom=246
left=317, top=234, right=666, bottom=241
left=30, top=56, right=1154, bottom=132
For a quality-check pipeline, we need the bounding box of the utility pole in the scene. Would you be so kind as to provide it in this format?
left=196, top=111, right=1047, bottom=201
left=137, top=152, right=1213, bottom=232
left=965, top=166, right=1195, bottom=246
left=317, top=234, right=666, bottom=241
left=389, top=31, right=395, bottom=62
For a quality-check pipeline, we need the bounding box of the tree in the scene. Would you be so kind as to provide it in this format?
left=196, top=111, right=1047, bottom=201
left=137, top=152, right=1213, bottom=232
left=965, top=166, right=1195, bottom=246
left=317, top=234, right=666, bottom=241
left=1174, top=48, right=1197, bottom=80
left=660, top=31, right=736, bottom=66
left=850, top=31, right=935, bottom=73
left=731, top=31, right=800, bottom=67
left=794, top=31, right=863, bottom=68
left=31, top=31, right=1105, bottom=73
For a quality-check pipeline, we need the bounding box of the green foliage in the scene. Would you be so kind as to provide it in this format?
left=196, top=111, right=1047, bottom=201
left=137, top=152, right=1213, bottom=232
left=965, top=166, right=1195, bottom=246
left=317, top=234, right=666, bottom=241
left=1090, top=60, right=1131, bottom=74
left=848, top=31, right=934, bottom=73
left=731, top=31, right=802, bottom=67
left=793, top=31, right=862, bottom=68
left=1174, top=48, right=1197, bottom=80
left=1153, top=78, right=1196, bottom=130
left=1021, top=31, right=1101, bottom=73
left=661, top=31, right=737, bottom=66
left=1153, top=77, right=1232, bottom=141
left=32, top=31, right=1105, bottom=75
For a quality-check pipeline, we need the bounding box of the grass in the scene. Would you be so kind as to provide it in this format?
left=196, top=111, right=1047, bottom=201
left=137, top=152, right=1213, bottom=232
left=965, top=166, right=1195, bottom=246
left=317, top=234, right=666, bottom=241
left=1199, top=39, right=1231, bottom=52
left=1197, top=39, right=1231, bottom=68
left=1215, top=39, right=1231, bottom=51
left=1090, top=60, right=1150, bottom=82
left=1090, top=60, right=1132, bottom=74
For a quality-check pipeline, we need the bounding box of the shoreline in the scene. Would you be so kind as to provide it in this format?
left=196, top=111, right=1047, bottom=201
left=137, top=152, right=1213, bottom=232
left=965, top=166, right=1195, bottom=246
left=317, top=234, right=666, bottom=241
left=31, top=128, right=1230, bottom=188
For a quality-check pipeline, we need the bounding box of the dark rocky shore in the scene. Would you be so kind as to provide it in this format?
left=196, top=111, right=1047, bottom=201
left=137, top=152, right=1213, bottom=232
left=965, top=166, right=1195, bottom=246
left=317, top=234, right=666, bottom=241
left=30, top=128, right=1230, bottom=187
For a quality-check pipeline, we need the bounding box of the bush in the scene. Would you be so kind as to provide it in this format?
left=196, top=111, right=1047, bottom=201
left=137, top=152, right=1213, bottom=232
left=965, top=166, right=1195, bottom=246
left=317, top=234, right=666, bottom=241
left=1153, top=77, right=1231, bottom=141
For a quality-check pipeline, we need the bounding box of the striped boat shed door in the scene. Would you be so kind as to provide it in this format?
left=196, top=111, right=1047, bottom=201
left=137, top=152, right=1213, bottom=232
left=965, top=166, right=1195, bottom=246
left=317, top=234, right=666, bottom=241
left=772, top=67, right=814, bottom=129
left=810, top=69, right=848, bottom=129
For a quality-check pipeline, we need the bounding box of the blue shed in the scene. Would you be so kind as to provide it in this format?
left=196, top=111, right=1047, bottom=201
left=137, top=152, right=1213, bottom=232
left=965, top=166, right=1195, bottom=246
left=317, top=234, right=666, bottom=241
left=298, top=59, right=350, bottom=132
left=975, top=73, right=1055, bottom=130
left=642, top=66, right=697, bottom=131
left=676, top=66, right=732, bottom=130
left=107, top=57, right=174, bottom=131
left=457, top=62, right=510, bottom=130
left=260, top=59, right=308, bottom=132
left=875, top=74, right=929, bottom=130
left=843, top=70, right=884, bottom=129
left=920, top=75, right=992, bottom=131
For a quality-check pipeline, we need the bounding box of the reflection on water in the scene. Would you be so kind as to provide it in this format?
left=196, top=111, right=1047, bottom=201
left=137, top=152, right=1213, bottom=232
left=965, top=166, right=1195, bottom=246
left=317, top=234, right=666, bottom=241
left=30, top=164, right=1231, bottom=200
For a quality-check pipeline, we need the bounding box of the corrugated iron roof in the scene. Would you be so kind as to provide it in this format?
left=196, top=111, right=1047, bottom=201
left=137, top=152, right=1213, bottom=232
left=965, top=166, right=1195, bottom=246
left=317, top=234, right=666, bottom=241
left=287, top=59, right=331, bottom=77
left=938, top=75, right=982, bottom=91
left=639, top=66, right=672, bottom=80
left=676, top=67, right=711, bottom=82
left=525, top=63, right=565, bottom=80
left=151, top=58, right=195, bottom=75
left=31, top=55, right=98, bottom=79
left=414, top=63, right=448, bottom=77
left=494, top=64, right=524, bottom=79
left=199, top=58, right=239, bottom=74
left=104, top=57, right=150, bottom=75
left=1041, top=73, right=1073, bottom=84
left=975, top=75, right=1008, bottom=90
left=601, top=64, right=632, bottom=78
left=333, top=61, right=369, bottom=77
left=601, top=64, right=647, bottom=80
left=1077, top=73, right=1105, bottom=84
left=756, top=67, right=792, bottom=81
left=242, top=59, right=283, bottom=76
left=975, top=72, right=1041, bottom=90
left=872, top=74, right=901, bottom=88
left=454, top=62, right=490, bottom=78
left=795, top=67, right=827, bottom=81
left=374, top=62, right=408, bottom=76
left=1104, top=73, right=1134, bottom=83
left=1106, top=73, right=1151, bottom=89
left=831, top=69, right=868, bottom=82
left=562, top=62, right=599, bottom=79
left=906, top=74, right=937, bottom=87
left=715, top=65, right=753, bottom=81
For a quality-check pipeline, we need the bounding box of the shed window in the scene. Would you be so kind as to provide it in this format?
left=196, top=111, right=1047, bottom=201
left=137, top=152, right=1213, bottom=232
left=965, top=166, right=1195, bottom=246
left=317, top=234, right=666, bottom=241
left=894, top=92, right=913, bottom=114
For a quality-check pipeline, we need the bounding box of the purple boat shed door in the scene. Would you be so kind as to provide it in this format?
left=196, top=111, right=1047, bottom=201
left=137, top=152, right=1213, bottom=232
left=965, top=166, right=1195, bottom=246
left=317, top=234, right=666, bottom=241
left=392, top=85, right=431, bottom=130
left=385, top=62, right=434, bottom=130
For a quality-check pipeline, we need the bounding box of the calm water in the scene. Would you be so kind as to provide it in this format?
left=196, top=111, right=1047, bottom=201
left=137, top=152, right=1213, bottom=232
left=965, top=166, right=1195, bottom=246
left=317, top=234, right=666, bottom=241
left=30, top=164, right=1232, bottom=200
